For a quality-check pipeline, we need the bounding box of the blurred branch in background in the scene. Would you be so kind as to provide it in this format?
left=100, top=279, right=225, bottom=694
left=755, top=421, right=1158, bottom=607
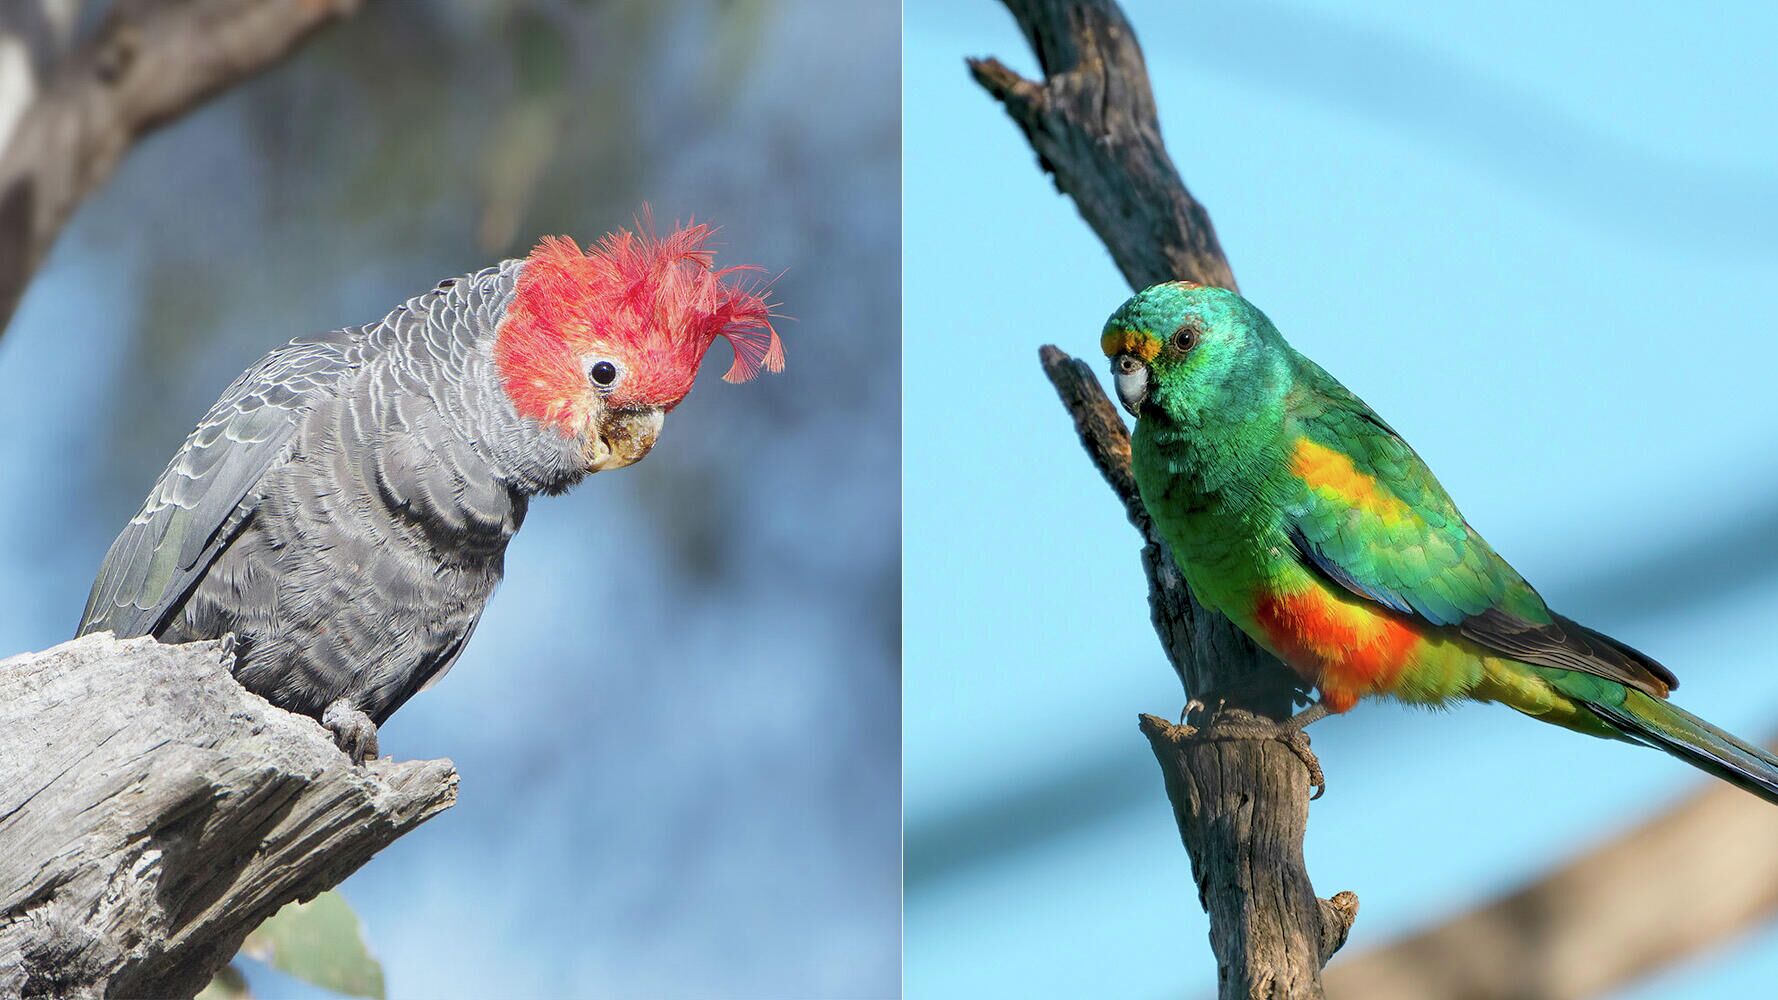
left=910, top=494, right=1778, bottom=894
left=970, top=1, right=1354, bottom=995
left=908, top=494, right=1778, bottom=889
left=0, top=0, right=364, bottom=338
left=1327, top=733, right=1778, bottom=999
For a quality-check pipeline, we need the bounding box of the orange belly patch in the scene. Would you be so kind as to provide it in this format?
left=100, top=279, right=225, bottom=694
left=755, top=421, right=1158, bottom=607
left=1254, top=587, right=1423, bottom=711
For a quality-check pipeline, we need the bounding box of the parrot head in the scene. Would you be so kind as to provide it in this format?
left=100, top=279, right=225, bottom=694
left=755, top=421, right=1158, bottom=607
left=493, top=217, right=782, bottom=474
left=1100, top=281, right=1286, bottom=425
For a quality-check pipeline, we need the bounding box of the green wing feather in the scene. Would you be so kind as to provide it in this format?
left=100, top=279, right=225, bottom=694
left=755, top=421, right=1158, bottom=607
left=1547, top=671, right=1778, bottom=804
left=1282, top=355, right=1676, bottom=697
left=1282, top=363, right=1533, bottom=626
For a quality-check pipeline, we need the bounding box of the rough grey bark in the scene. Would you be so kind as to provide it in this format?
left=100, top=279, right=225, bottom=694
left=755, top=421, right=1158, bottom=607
left=978, top=3, right=1356, bottom=997
left=0, top=0, right=366, bottom=340
left=0, top=633, right=456, bottom=999
left=968, top=0, right=1237, bottom=294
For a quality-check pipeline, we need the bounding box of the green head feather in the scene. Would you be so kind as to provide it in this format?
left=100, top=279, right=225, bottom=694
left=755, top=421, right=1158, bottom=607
left=1100, top=281, right=1290, bottom=426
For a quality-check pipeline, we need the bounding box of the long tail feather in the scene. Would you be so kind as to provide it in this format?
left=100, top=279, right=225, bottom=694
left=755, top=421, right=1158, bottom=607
left=1586, top=691, right=1778, bottom=805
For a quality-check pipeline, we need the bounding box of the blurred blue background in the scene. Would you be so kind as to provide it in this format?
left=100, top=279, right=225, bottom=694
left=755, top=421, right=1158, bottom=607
left=0, top=1, right=898, bottom=997
left=905, top=2, right=1778, bottom=997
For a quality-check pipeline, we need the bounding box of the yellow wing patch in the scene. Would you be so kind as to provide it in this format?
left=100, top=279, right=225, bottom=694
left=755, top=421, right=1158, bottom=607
left=1291, top=438, right=1414, bottom=523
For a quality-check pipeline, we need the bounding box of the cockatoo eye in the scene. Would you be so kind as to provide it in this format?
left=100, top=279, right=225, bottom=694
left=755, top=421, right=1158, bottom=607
left=588, top=360, right=620, bottom=387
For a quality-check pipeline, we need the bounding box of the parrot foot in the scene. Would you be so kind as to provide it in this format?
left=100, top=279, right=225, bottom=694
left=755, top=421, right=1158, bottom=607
left=322, top=699, right=379, bottom=765
left=1279, top=730, right=1325, bottom=800
left=1191, top=708, right=1327, bottom=800
left=1285, top=701, right=1332, bottom=732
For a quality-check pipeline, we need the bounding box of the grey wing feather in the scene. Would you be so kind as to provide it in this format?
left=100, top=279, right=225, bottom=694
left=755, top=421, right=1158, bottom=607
left=77, top=330, right=361, bottom=638
left=1459, top=607, right=1679, bottom=695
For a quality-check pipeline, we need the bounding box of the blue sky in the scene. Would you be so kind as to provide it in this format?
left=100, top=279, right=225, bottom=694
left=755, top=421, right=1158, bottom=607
left=905, top=2, right=1778, bottom=997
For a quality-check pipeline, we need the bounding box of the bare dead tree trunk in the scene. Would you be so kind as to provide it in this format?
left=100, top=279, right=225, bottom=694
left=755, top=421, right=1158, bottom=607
left=971, top=2, right=1355, bottom=996
left=0, top=0, right=366, bottom=340
left=0, top=634, right=456, bottom=998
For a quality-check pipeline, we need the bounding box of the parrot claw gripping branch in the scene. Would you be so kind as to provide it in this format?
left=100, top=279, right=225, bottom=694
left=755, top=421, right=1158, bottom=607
left=77, top=215, right=781, bottom=765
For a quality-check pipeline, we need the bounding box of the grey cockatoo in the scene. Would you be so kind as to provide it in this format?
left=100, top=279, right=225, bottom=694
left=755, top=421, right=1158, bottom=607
left=78, top=221, right=783, bottom=762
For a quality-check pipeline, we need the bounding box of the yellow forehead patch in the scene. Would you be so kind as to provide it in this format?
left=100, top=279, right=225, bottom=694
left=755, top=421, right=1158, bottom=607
left=1100, top=328, right=1162, bottom=361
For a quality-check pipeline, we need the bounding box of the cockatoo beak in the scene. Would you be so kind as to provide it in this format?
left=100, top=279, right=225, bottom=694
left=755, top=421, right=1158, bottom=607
left=585, top=407, right=665, bottom=472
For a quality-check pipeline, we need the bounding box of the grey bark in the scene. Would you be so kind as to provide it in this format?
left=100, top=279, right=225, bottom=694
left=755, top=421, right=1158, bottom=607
left=977, top=3, right=1356, bottom=997
left=968, top=0, right=1237, bottom=294
left=0, top=0, right=366, bottom=340
left=0, top=633, right=457, bottom=999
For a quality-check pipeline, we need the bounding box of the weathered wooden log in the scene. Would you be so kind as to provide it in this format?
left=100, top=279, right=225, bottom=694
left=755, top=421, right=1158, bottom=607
left=0, top=633, right=456, bottom=999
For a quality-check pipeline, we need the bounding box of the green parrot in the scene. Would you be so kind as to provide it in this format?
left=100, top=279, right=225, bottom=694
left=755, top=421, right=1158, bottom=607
left=1102, top=280, right=1778, bottom=803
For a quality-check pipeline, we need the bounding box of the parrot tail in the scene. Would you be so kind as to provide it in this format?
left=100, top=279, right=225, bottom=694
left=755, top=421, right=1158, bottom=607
left=1585, top=689, right=1778, bottom=806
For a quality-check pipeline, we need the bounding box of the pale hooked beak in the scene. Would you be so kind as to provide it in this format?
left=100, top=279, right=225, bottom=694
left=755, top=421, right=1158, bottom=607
left=585, top=407, right=665, bottom=472
left=1112, top=355, right=1149, bottom=418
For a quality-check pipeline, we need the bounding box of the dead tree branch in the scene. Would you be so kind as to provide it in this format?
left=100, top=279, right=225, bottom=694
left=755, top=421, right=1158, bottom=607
left=0, top=633, right=456, bottom=998
left=968, top=0, right=1235, bottom=293
left=0, top=0, right=366, bottom=339
left=975, top=1, right=1354, bottom=996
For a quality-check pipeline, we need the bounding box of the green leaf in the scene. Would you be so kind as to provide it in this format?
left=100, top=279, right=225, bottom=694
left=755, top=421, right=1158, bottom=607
left=239, top=891, right=385, bottom=999
left=197, top=963, right=252, bottom=1000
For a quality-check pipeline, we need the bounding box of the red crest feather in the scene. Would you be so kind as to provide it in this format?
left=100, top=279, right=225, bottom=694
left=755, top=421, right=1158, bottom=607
left=494, top=214, right=781, bottom=430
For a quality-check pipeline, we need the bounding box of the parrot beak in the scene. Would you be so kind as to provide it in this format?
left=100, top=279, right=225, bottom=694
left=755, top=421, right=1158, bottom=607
left=585, top=407, right=665, bottom=472
left=1113, top=356, right=1149, bottom=418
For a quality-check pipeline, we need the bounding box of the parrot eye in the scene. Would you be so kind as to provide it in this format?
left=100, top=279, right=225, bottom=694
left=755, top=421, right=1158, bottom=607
left=588, top=360, right=620, bottom=387
left=1170, top=323, right=1199, bottom=353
